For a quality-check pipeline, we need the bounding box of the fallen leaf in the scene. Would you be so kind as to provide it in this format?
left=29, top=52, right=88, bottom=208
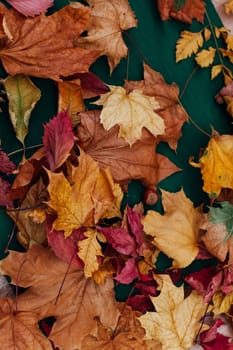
left=195, top=47, right=216, bottom=67
left=46, top=149, right=123, bottom=237
left=200, top=213, right=233, bottom=263
left=0, top=244, right=120, bottom=350
left=6, top=0, right=53, bottom=17
left=57, top=79, right=85, bottom=123
left=93, top=85, right=165, bottom=145
left=0, top=148, right=16, bottom=174
left=125, top=63, right=189, bottom=150
left=0, top=297, right=53, bottom=350
left=8, top=178, right=47, bottom=248
left=200, top=318, right=233, bottom=350
left=74, top=72, right=109, bottom=99
left=81, top=303, right=160, bottom=350
left=2, top=74, right=41, bottom=144
left=176, top=30, right=204, bottom=62
left=0, top=4, right=101, bottom=80
left=224, top=0, right=233, bottom=15
left=42, top=111, right=75, bottom=171
left=212, top=290, right=233, bottom=315
left=139, top=274, right=207, bottom=350
left=76, top=110, right=180, bottom=187
left=76, top=0, right=137, bottom=73
left=77, top=228, right=103, bottom=277
left=193, top=135, right=233, bottom=197
left=142, top=189, right=201, bottom=268
left=208, top=201, right=233, bottom=239
left=46, top=217, right=84, bottom=270
left=0, top=176, right=13, bottom=206
left=157, top=0, right=205, bottom=24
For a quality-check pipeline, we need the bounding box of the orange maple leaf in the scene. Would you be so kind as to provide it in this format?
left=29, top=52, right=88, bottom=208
left=0, top=245, right=120, bottom=350
left=0, top=4, right=101, bottom=80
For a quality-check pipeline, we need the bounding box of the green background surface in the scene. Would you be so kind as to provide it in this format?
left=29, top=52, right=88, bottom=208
left=0, top=0, right=232, bottom=296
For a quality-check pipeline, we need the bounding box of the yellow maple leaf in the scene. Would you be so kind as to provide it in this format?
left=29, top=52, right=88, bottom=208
left=139, top=275, right=207, bottom=350
left=176, top=30, right=203, bottom=62
left=142, top=189, right=201, bottom=268
left=224, top=0, right=233, bottom=15
left=47, top=149, right=123, bottom=237
left=211, top=64, right=223, bottom=80
left=93, top=85, right=165, bottom=145
left=213, top=290, right=233, bottom=315
left=195, top=47, right=216, bottom=67
left=192, top=135, right=233, bottom=197
left=78, top=229, right=103, bottom=278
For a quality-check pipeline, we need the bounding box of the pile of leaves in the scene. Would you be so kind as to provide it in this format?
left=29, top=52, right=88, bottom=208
left=0, top=0, right=233, bottom=349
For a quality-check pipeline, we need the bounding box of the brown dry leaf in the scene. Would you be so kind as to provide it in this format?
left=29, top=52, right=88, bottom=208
left=46, top=149, right=123, bottom=237
left=75, top=0, right=137, bottom=73
left=76, top=110, right=180, bottom=187
left=58, top=79, right=85, bottom=124
left=0, top=4, right=101, bottom=80
left=157, top=0, right=205, bottom=24
left=9, top=178, right=47, bottom=249
left=142, top=189, right=201, bottom=268
left=139, top=274, right=208, bottom=350
left=0, top=245, right=120, bottom=350
left=93, top=85, right=165, bottom=146
left=82, top=303, right=161, bottom=350
left=0, top=297, right=52, bottom=350
left=200, top=214, right=233, bottom=264
left=125, top=63, right=189, bottom=151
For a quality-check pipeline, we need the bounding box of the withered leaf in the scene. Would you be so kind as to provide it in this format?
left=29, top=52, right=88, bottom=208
left=76, top=110, right=180, bottom=187
left=76, top=0, right=137, bottom=73
left=0, top=245, right=120, bottom=350
left=0, top=4, right=101, bottom=80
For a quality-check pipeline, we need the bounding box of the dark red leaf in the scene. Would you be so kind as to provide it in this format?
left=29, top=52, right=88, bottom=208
left=0, top=149, right=16, bottom=174
left=42, top=111, right=74, bottom=171
left=0, top=177, right=13, bottom=206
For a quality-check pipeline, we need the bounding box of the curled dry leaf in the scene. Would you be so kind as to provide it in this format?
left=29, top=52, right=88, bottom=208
left=0, top=4, right=101, bottom=80
left=0, top=245, right=120, bottom=350
left=142, top=189, right=201, bottom=268
left=139, top=274, right=208, bottom=350
left=93, top=85, right=165, bottom=146
left=76, top=110, right=180, bottom=187
left=157, top=0, right=205, bottom=24
left=5, top=0, right=54, bottom=17
left=75, top=0, right=137, bottom=73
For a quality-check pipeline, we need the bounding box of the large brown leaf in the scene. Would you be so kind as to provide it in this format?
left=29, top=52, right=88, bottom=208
left=0, top=245, right=120, bottom=350
left=0, top=4, right=101, bottom=80
left=76, top=0, right=137, bottom=73
left=124, top=64, right=188, bottom=151
left=76, top=110, right=180, bottom=187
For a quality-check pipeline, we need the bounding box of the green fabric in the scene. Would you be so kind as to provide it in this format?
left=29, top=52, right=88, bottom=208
left=0, top=1, right=232, bottom=287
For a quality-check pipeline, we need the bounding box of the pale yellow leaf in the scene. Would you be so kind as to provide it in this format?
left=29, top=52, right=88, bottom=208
left=195, top=47, right=216, bottom=67
left=93, top=85, right=165, bottom=145
left=142, top=189, right=201, bottom=268
left=211, top=65, right=223, bottom=80
left=204, top=28, right=211, bottom=41
left=139, top=275, right=207, bottom=350
left=176, top=30, right=203, bottom=62
left=78, top=229, right=103, bottom=277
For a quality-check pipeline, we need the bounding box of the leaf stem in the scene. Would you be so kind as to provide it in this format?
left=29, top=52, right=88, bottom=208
left=7, top=143, right=43, bottom=157
left=180, top=66, right=199, bottom=99
left=205, top=9, right=224, bottom=65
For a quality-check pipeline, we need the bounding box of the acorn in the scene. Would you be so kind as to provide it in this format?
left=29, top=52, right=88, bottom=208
left=142, top=186, right=158, bottom=206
